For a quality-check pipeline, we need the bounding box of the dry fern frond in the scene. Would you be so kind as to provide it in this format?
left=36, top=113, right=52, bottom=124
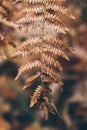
left=11, top=0, right=75, bottom=119
left=42, top=64, right=61, bottom=82
left=23, top=72, right=41, bottom=90
left=30, top=85, right=43, bottom=108
left=43, top=104, right=49, bottom=120
left=39, top=96, right=60, bottom=120
left=0, top=18, right=18, bottom=28
left=15, top=60, right=41, bottom=80
left=42, top=53, right=63, bottom=72
left=0, top=1, right=19, bottom=58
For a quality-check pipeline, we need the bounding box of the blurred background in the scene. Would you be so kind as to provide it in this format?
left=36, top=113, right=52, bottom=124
left=0, top=0, right=87, bottom=130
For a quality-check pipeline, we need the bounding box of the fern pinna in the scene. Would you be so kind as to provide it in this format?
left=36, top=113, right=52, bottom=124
left=11, top=0, right=75, bottom=119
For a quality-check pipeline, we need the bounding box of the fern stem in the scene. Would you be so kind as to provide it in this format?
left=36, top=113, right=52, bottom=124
left=40, top=1, right=46, bottom=84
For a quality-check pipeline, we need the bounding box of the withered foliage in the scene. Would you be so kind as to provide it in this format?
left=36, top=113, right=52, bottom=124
left=0, top=0, right=75, bottom=119
left=0, top=0, right=17, bottom=59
